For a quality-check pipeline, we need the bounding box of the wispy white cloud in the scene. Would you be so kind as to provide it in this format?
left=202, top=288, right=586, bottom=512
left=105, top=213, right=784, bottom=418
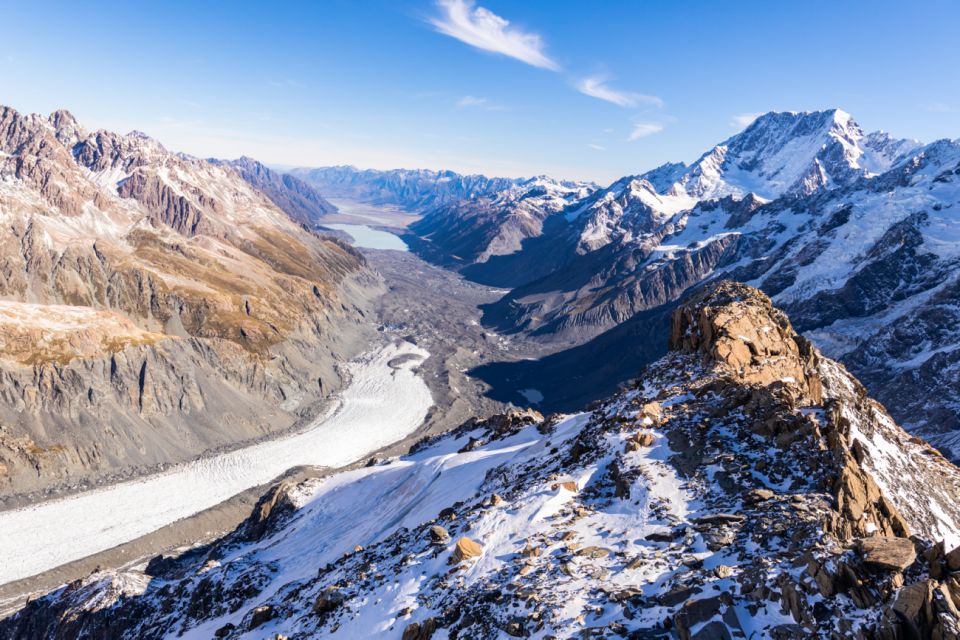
left=627, top=122, right=663, bottom=141
left=457, top=95, right=488, bottom=108
left=577, top=76, right=662, bottom=109
left=269, top=78, right=305, bottom=89
left=926, top=101, right=953, bottom=113
left=587, top=143, right=606, bottom=151
left=430, top=0, right=559, bottom=71
left=731, top=112, right=763, bottom=128
left=455, top=95, right=505, bottom=110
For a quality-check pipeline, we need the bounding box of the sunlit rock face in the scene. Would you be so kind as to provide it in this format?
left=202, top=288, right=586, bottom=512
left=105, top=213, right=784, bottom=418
left=0, top=105, right=378, bottom=501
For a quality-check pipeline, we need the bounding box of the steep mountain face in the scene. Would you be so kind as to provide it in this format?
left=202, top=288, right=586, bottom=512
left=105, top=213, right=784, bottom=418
left=287, top=165, right=525, bottom=211
left=0, top=106, right=378, bottom=503
left=214, top=157, right=337, bottom=227
left=405, top=177, right=595, bottom=268
left=669, top=109, right=919, bottom=200
left=8, top=282, right=960, bottom=639
left=407, top=109, right=917, bottom=278
left=407, top=109, right=960, bottom=460
left=467, top=110, right=928, bottom=318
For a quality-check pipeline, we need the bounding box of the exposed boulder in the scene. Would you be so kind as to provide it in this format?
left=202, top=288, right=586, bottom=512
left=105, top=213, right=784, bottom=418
left=248, top=605, right=274, bottom=630
left=638, top=401, right=662, bottom=425
left=857, top=536, right=917, bottom=571
left=313, top=587, right=345, bottom=616
left=452, top=537, right=483, bottom=563
left=428, top=525, right=450, bottom=545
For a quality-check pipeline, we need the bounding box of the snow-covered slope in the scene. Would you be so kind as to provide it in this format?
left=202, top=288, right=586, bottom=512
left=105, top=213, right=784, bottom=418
left=422, top=109, right=960, bottom=459
left=8, top=282, right=960, bottom=639
left=406, top=176, right=595, bottom=267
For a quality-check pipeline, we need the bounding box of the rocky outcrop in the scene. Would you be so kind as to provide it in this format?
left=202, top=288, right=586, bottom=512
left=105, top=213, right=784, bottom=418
left=8, top=282, right=960, bottom=638
left=859, top=536, right=917, bottom=571
left=669, top=281, right=822, bottom=402
left=238, top=481, right=298, bottom=542
left=118, top=172, right=212, bottom=236
left=451, top=537, right=482, bottom=563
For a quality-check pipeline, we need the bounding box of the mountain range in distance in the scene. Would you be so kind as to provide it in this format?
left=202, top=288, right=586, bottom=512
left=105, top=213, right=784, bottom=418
left=292, top=109, right=960, bottom=464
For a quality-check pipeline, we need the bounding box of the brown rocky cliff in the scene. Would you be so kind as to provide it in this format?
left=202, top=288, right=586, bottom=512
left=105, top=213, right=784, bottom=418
left=670, top=280, right=822, bottom=404
left=670, top=281, right=910, bottom=542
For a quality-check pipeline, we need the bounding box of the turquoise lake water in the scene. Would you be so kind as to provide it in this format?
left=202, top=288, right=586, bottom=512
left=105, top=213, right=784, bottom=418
left=324, top=223, right=409, bottom=251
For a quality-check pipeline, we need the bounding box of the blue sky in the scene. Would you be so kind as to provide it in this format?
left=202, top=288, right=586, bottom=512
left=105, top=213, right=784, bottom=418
left=2, top=0, right=958, bottom=184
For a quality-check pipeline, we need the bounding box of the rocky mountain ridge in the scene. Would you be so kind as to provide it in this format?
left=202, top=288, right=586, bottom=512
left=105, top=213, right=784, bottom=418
left=401, top=109, right=960, bottom=460
left=6, top=282, right=960, bottom=638
left=405, top=176, right=595, bottom=269
left=0, top=106, right=378, bottom=503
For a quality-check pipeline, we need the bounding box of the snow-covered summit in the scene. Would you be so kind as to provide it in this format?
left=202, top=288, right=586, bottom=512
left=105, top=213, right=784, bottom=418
left=666, top=109, right=918, bottom=200
left=536, top=109, right=933, bottom=259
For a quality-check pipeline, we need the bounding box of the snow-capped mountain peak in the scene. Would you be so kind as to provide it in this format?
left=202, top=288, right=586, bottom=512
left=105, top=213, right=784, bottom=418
left=556, top=109, right=921, bottom=253
left=48, top=108, right=86, bottom=147
left=670, top=109, right=876, bottom=200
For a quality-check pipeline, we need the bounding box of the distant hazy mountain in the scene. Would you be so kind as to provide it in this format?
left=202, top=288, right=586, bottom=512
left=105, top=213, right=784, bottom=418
left=287, top=165, right=527, bottom=210
left=214, top=156, right=338, bottom=227
left=405, top=176, right=595, bottom=268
